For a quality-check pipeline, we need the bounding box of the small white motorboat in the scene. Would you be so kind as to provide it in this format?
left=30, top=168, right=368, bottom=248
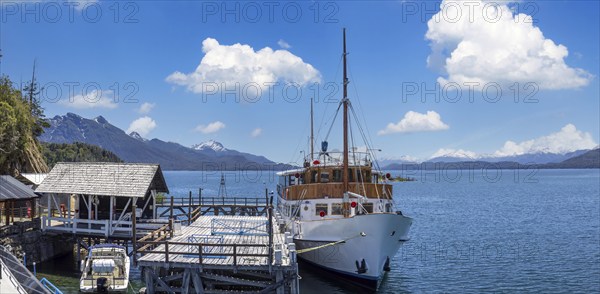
left=80, top=244, right=130, bottom=293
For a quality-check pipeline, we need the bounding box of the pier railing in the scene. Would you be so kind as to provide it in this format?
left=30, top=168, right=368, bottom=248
left=136, top=241, right=272, bottom=266
left=157, top=196, right=269, bottom=207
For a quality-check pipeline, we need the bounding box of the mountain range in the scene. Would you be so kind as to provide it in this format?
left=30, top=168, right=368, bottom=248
left=383, top=148, right=600, bottom=170
left=39, top=113, right=598, bottom=171
left=39, top=113, right=287, bottom=170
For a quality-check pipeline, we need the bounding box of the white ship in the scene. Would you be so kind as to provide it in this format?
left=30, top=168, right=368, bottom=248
left=277, top=29, right=413, bottom=290
left=80, top=244, right=130, bottom=293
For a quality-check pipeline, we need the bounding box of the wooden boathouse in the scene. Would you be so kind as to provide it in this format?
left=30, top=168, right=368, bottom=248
left=35, top=162, right=171, bottom=239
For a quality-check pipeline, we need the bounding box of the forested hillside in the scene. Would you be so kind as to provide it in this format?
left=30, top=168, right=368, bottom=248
left=42, top=142, right=123, bottom=169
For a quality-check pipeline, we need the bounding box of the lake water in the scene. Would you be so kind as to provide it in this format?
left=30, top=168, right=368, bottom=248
left=35, top=169, right=600, bottom=293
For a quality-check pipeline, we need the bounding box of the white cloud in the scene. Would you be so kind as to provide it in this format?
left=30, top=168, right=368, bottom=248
left=137, top=102, right=155, bottom=114
left=62, top=89, right=118, bottom=109
left=425, top=0, right=592, bottom=89
left=430, top=124, right=597, bottom=159
left=251, top=128, right=262, bottom=137
left=195, top=121, right=226, bottom=134
left=126, top=116, right=157, bottom=137
left=378, top=111, right=449, bottom=135
left=277, top=39, right=291, bottom=49
left=166, top=38, right=321, bottom=93
left=494, top=124, right=597, bottom=156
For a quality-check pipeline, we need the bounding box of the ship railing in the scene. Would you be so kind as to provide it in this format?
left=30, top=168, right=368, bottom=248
left=80, top=276, right=127, bottom=288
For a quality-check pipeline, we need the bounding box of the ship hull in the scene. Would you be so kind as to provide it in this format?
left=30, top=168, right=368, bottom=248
left=293, top=213, right=412, bottom=290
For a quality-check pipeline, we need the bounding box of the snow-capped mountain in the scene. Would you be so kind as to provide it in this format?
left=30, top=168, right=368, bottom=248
left=39, top=113, right=282, bottom=170
left=191, top=140, right=272, bottom=164
left=129, top=131, right=147, bottom=142
left=427, top=149, right=591, bottom=164
left=192, top=140, right=228, bottom=152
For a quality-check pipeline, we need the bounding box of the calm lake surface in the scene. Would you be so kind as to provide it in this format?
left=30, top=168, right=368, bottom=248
left=36, top=169, right=600, bottom=293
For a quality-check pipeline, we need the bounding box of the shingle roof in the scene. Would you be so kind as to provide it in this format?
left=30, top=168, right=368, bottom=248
left=20, top=173, right=48, bottom=186
left=35, top=162, right=169, bottom=198
left=0, top=175, right=39, bottom=201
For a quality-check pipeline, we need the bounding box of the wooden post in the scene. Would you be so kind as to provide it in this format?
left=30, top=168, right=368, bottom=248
left=169, top=196, right=174, bottom=220
left=30, top=198, right=35, bottom=221
left=198, top=244, right=203, bottom=265
left=109, top=196, right=114, bottom=235
left=132, top=204, right=137, bottom=264
left=198, top=188, right=202, bottom=205
left=233, top=244, right=237, bottom=267
left=268, top=204, right=273, bottom=268
left=169, top=218, right=174, bottom=238
left=165, top=241, right=169, bottom=263
left=87, top=195, right=92, bottom=230
left=152, top=190, right=157, bottom=220
left=188, top=191, right=192, bottom=225
left=4, top=201, right=10, bottom=225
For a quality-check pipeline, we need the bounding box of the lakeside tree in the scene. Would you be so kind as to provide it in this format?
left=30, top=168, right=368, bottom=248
left=0, top=75, right=48, bottom=175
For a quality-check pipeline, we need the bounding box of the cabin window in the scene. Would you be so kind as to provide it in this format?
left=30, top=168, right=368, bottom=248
left=290, top=204, right=300, bottom=217
left=348, top=169, right=354, bottom=182
left=372, top=174, right=379, bottom=183
left=385, top=203, right=393, bottom=213
left=333, top=170, right=342, bottom=182
left=331, top=203, right=343, bottom=215
left=311, top=171, right=318, bottom=183
left=357, top=170, right=364, bottom=182
left=315, top=203, right=328, bottom=216
left=362, top=203, right=374, bottom=213
left=365, top=171, right=371, bottom=183
left=320, top=172, right=330, bottom=183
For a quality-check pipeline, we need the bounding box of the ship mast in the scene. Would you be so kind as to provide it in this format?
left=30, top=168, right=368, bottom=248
left=310, top=97, right=314, bottom=159
left=342, top=28, right=350, bottom=216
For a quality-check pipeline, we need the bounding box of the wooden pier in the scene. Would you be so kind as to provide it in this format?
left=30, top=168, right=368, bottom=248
left=137, top=202, right=299, bottom=294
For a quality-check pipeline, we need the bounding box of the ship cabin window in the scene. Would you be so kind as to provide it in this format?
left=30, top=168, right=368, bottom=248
left=315, top=203, right=328, bottom=216
left=331, top=203, right=343, bottom=215
left=347, top=169, right=354, bottom=182
left=311, top=171, right=318, bottom=183
left=385, top=203, right=393, bottom=213
left=333, top=169, right=342, bottom=182
left=320, top=172, right=330, bottom=183
left=357, top=170, right=364, bottom=182
left=290, top=204, right=300, bottom=217
left=372, top=174, right=379, bottom=183
left=362, top=203, right=374, bottom=213
left=364, top=171, right=371, bottom=183
left=288, top=175, right=303, bottom=186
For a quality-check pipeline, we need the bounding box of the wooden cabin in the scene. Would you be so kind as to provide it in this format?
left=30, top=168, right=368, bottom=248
left=278, top=164, right=393, bottom=201
left=0, top=175, right=39, bottom=226
left=35, top=162, right=169, bottom=238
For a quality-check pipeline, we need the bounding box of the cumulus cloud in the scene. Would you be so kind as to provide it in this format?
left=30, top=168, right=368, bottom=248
left=195, top=121, right=226, bottom=134
left=277, top=39, right=291, bottom=49
left=126, top=116, right=157, bottom=137
left=431, top=124, right=597, bottom=159
left=425, top=0, right=592, bottom=89
left=62, top=89, right=118, bottom=109
left=166, top=38, right=320, bottom=93
left=251, top=128, right=262, bottom=137
left=378, top=111, right=449, bottom=135
left=137, top=102, right=155, bottom=114
left=494, top=124, right=597, bottom=156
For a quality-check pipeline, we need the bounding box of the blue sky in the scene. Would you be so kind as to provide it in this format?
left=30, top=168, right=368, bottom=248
left=1, top=0, right=599, bottom=164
